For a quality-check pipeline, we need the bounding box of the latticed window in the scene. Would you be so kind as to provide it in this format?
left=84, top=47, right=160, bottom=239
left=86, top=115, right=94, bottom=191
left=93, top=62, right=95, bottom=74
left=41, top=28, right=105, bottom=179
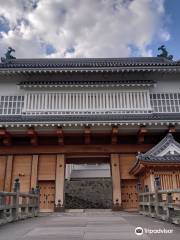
left=0, top=96, right=24, bottom=115
left=150, top=93, right=180, bottom=113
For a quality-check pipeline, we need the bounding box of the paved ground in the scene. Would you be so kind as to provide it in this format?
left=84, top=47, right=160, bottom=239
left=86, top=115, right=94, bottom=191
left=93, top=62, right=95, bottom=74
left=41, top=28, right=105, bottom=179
left=0, top=210, right=180, bottom=240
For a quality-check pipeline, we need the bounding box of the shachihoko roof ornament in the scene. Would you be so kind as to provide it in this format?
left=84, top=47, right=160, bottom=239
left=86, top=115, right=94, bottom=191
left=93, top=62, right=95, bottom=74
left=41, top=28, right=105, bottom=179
left=157, top=45, right=173, bottom=60
left=1, top=47, right=16, bottom=63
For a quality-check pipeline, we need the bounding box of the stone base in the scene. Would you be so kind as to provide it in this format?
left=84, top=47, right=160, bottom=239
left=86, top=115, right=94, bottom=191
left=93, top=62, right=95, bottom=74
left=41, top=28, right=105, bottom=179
left=112, top=204, right=122, bottom=211
left=54, top=205, right=65, bottom=212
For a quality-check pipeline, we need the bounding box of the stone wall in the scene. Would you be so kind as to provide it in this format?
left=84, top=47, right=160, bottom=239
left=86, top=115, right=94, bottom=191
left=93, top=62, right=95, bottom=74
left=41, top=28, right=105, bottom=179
left=65, top=178, right=112, bottom=209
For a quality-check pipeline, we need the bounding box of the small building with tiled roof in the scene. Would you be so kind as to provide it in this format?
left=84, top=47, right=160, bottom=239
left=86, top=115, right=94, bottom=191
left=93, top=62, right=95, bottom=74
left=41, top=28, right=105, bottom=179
left=130, top=133, right=180, bottom=193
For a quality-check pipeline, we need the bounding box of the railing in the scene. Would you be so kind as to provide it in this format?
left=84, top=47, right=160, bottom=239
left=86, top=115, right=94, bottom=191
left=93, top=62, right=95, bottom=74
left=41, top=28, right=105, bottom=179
left=138, top=189, right=180, bottom=225
left=23, top=90, right=152, bottom=115
left=0, top=92, right=180, bottom=116
left=0, top=179, right=39, bottom=225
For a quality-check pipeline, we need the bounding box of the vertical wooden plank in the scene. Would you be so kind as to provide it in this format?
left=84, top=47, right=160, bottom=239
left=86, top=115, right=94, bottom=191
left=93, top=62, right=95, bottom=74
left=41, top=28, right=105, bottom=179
left=111, top=154, right=121, bottom=210
left=12, top=155, right=32, bottom=192
left=31, top=155, right=39, bottom=189
left=55, top=154, right=65, bottom=211
left=38, top=155, right=56, bottom=180
left=172, top=172, right=177, bottom=189
left=172, top=172, right=178, bottom=202
left=149, top=171, right=155, bottom=192
left=4, top=155, right=13, bottom=192
left=0, top=156, right=6, bottom=190
left=119, top=154, right=136, bottom=179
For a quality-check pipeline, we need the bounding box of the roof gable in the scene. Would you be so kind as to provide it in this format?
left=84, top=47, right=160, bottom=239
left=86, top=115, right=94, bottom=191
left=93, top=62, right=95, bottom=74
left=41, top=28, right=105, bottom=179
left=138, top=133, right=180, bottom=163
left=144, top=133, right=180, bottom=157
left=130, top=133, right=180, bottom=175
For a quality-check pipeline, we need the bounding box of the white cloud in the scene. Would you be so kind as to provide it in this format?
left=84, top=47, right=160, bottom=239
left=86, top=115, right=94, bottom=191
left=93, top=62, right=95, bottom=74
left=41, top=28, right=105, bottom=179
left=0, top=0, right=170, bottom=58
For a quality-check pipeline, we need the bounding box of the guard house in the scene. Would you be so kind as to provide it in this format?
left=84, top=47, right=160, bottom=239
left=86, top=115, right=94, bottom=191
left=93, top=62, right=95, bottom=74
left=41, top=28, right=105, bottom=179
left=130, top=133, right=180, bottom=195
left=0, top=47, right=180, bottom=212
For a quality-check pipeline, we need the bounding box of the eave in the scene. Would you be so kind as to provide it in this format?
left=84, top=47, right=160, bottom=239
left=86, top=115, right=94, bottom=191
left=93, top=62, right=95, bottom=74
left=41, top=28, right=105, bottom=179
left=129, top=160, right=145, bottom=176
left=0, top=65, right=180, bottom=75
left=129, top=160, right=180, bottom=176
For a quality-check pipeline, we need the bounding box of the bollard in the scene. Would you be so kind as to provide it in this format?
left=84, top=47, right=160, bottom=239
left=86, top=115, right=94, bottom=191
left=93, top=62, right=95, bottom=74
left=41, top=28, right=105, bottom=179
left=13, top=178, right=20, bottom=221
left=154, top=177, right=161, bottom=190
left=13, top=178, right=20, bottom=192
left=35, top=186, right=40, bottom=216
left=154, top=177, right=161, bottom=217
left=54, top=200, right=65, bottom=212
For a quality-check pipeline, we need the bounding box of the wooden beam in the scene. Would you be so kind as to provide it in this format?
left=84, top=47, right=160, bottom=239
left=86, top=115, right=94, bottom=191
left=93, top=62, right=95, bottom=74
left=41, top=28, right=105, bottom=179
left=0, top=156, right=6, bottom=190
left=56, top=127, right=64, bottom=145
left=30, top=155, right=39, bottom=189
left=27, top=127, right=38, bottom=146
left=149, top=170, right=155, bottom=192
left=0, top=128, right=11, bottom=146
left=4, top=155, right=13, bottom=192
left=84, top=127, right=91, bottom=145
left=168, top=125, right=176, bottom=133
left=111, top=126, right=118, bottom=144
left=111, top=154, right=121, bottom=210
left=137, top=126, right=147, bottom=144
left=3, top=135, right=12, bottom=147
left=0, top=128, right=6, bottom=136
left=55, top=154, right=65, bottom=211
left=0, top=144, right=153, bottom=155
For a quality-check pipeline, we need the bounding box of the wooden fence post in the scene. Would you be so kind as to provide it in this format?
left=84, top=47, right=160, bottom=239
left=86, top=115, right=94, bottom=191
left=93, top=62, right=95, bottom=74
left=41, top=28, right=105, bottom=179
left=13, top=178, right=20, bottom=221
left=154, top=176, right=161, bottom=217
left=34, top=186, right=40, bottom=216
left=166, top=192, right=173, bottom=222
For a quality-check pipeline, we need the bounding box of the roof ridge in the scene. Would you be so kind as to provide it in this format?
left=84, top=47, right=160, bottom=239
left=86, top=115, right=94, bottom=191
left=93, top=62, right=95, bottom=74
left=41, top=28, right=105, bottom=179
left=2, top=56, right=173, bottom=62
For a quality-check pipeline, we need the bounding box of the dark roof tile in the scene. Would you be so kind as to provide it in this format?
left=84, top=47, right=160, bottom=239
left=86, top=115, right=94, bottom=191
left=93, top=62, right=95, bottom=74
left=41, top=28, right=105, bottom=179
left=138, top=133, right=180, bottom=163
left=0, top=57, right=179, bottom=71
left=0, top=113, right=180, bottom=123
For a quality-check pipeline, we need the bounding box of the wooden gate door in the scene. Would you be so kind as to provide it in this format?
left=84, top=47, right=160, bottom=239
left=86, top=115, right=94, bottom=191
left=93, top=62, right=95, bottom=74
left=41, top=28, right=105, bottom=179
left=39, top=181, right=55, bottom=212
left=121, top=179, right=138, bottom=210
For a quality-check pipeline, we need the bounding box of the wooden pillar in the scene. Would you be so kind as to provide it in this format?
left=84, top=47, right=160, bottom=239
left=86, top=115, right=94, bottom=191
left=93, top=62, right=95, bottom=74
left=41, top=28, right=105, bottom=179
left=84, top=127, right=91, bottom=144
left=172, top=172, right=177, bottom=189
left=137, top=126, right=147, bottom=144
left=4, top=155, right=13, bottom=192
left=55, top=154, right=65, bottom=211
left=111, top=154, right=121, bottom=210
left=149, top=171, right=155, bottom=192
left=172, top=172, right=178, bottom=202
left=30, top=155, right=39, bottom=189
left=56, top=127, right=64, bottom=146
left=0, top=156, right=6, bottom=191
left=111, top=126, right=118, bottom=145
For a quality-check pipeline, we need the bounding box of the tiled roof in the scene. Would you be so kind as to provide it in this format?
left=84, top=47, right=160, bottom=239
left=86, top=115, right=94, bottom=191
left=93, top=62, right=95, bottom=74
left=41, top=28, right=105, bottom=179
left=138, top=155, right=180, bottom=163
left=138, top=133, right=180, bottom=163
left=0, top=57, right=180, bottom=73
left=0, top=113, right=180, bottom=124
left=19, top=79, right=155, bottom=86
left=129, top=133, right=180, bottom=174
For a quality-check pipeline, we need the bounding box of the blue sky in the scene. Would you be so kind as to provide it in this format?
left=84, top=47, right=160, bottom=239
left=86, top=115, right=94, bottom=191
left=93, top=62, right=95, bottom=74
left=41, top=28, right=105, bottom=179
left=149, top=0, right=180, bottom=60
left=164, top=0, right=180, bottom=59
left=0, top=0, right=179, bottom=59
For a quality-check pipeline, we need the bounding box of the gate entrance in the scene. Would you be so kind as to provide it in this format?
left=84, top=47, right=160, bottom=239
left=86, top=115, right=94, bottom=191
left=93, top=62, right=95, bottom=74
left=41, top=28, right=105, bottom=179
left=65, top=156, right=112, bottom=209
left=65, top=178, right=112, bottom=209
